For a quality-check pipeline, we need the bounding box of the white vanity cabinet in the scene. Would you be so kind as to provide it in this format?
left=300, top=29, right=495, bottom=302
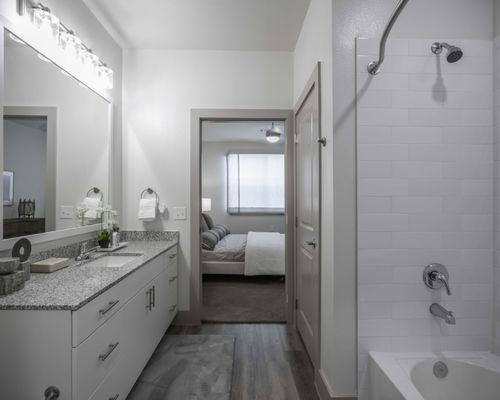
left=0, top=244, right=178, bottom=400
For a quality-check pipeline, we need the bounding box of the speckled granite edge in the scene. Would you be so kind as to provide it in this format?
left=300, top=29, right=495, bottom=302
left=120, top=230, right=179, bottom=242
left=0, top=240, right=178, bottom=311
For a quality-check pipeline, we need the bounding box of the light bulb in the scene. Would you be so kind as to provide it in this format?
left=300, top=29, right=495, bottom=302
left=98, top=65, right=114, bottom=89
left=32, top=8, right=60, bottom=44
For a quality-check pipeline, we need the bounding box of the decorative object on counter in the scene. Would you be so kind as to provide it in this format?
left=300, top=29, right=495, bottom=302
left=12, top=238, right=32, bottom=262
left=0, top=258, right=20, bottom=275
left=18, top=199, right=36, bottom=218
left=0, top=271, right=25, bottom=295
left=97, top=230, right=111, bottom=249
left=3, top=170, right=14, bottom=206
left=18, top=261, right=31, bottom=281
left=31, top=258, right=70, bottom=273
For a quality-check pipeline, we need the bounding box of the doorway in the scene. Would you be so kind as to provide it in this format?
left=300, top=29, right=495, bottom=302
left=190, top=109, right=295, bottom=325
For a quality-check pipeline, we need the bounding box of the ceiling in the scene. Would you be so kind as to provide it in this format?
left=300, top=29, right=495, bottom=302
left=202, top=121, right=285, bottom=144
left=85, top=0, right=310, bottom=51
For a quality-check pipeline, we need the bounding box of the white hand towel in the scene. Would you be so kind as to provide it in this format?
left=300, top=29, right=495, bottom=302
left=138, top=198, right=157, bottom=221
left=83, top=197, right=101, bottom=219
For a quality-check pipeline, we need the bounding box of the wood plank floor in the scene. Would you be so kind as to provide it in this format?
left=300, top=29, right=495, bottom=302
left=168, top=323, right=319, bottom=400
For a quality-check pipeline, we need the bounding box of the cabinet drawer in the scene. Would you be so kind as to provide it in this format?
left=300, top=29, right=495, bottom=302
left=74, top=282, right=154, bottom=400
left=72, top=254, right=165, bottom=347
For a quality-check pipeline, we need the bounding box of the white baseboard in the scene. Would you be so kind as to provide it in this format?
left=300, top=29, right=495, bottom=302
left=315, top=369, right=357, bottom=400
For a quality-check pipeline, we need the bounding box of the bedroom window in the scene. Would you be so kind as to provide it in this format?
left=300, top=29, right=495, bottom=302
left=227, top=153, right=285, bottom=215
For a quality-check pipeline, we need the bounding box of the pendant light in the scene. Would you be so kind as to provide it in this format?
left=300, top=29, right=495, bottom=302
left=266, top=122, right=281, bottom=143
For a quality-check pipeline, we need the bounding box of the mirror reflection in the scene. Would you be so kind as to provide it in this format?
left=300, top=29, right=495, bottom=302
left=3, top=30, right=111, bottom=239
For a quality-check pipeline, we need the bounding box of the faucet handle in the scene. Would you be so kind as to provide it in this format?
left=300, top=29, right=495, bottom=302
left=423, top=263, right=451, bottom=295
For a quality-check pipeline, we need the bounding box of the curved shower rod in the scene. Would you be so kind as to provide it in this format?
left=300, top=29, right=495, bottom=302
left=367, top=0, right=410, bottom=76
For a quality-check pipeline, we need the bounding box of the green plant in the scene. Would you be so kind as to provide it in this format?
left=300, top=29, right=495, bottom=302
left=97, top=230, right=111, bottom=241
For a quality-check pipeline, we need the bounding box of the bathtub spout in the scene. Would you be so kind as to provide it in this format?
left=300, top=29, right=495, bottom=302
left=430, top=303, right=456, bottom=325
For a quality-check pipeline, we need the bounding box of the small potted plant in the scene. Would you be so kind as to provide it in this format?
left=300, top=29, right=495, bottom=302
left=97, top=230, right=112, bottom=249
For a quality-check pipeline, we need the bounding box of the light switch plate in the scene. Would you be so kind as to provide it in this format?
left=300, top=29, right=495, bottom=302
left=173, top=207, right=187, bottom=220
left=60, top=205, right=73, bottom=219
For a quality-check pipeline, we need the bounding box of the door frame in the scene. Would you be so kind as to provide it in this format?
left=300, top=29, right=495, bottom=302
left=190, top=109, right=295, bottom=325
left=294, top=63, right=322, bottom=368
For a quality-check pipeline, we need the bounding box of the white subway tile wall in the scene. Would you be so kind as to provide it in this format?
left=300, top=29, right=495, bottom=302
left=356, top=38, right=494, bottom=397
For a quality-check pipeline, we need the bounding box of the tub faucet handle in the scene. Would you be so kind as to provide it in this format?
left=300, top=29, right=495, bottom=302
left=423, top=263, right=451, bottom=296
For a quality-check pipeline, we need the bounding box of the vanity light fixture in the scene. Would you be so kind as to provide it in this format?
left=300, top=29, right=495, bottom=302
left=37, top=53, right=52, bottom=63
left=265, top=122, right=281, bottom=144
left=8, top=33, right=26, bottom=45
left=17, top=0, right=114, bottom=90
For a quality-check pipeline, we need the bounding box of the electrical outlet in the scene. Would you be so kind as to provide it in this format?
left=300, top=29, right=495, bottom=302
left=173, top=207, right=187, bottom=220
left=60, top=205, right=73, bottom=219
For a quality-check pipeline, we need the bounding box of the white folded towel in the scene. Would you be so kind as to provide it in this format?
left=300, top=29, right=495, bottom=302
left=83, top=197, right=101, bottom=219
left=138, top=198, right=157, bottom=221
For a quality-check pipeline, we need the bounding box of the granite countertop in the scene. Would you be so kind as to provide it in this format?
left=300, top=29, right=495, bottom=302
left=0, top=240, right=178, bottom=311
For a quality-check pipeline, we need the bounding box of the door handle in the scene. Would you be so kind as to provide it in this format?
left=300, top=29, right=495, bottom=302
left=305, top=239, right=317, bottom=249
left=169, top=276, right=177, bottom=282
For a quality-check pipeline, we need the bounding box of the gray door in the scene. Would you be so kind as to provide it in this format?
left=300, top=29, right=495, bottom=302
left=294, top=64, right=321, bottom=368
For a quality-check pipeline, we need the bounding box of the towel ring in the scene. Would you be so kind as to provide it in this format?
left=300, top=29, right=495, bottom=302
left=141, top=188, right=159, bottom=202
left=86, top=187, right=103, bottom=201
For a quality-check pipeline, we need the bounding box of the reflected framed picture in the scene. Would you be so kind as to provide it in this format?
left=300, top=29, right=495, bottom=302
left=3, top=171, right=14, bottom=206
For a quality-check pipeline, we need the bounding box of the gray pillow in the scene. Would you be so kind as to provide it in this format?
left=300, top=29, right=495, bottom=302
left=201, top=231, right=218, bottom=250
left=215, top=224, right=230, bottom=235
left=200, top=215, right=209, bottom=232
left=212, top=226, right=226, bottom=239
left=202, top=213, right=215, bottom=229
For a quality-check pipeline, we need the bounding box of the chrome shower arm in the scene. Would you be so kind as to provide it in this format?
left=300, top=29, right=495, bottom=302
left=367, top=0, right=410, bottom=75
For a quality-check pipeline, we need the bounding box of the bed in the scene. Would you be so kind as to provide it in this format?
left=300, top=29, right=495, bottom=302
left=201, top=214, right=285, bottom=276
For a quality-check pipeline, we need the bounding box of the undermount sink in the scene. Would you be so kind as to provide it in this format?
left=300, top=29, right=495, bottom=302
left=84, top=254, right=142, bottom=268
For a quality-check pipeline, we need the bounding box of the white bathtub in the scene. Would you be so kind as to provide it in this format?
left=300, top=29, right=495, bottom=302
left=369, top=352, right=500, bottom=400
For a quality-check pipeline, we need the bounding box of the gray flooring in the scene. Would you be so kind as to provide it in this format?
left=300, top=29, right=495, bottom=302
left=203, top=275, right=286, bottom=323
left=127, top=335, right=235, bottom=400
left=169, top=324, right=318, bottom=400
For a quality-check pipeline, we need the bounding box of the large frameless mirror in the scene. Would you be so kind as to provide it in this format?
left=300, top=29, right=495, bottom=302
left=2, top=29, right=111, bottom=240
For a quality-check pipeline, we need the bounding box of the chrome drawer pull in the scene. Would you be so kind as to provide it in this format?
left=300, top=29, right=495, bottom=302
left=109, top=395, right=119, bottom=400
left=146, top=288, right=152, bottom=311
left=152, top=285, right=156, bottom=308
left=169, top=304, right=177, bottom=312
left=98, top=342, right=119, bottom=362
left=169, top=254, right=177, bottom=259
left=99, top=300, right=119, bottom=316
left=169, top=276, right=177, bottom=282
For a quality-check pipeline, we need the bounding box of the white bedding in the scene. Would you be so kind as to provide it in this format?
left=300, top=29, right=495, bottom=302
left=244, top=231, right=285, bottom=276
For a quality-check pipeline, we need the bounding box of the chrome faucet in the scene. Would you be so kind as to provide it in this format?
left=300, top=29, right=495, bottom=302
left=423, top=263, right=451, bottom=295
left=430, top=303, right=456, bottom=325
left=75, top=242, right=96, bottom=261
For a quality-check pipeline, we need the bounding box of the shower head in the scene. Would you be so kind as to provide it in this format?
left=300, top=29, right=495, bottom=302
left=431, top=42, right=463, bottom=63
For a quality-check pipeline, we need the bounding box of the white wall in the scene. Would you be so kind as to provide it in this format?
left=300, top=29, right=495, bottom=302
left=357, top=37, right=494, bottom=399
left=3, top=118, right=47, bottom=219
left=122, top=49, right=293, bottom=310
left=201, top=141, right=285, bottom=234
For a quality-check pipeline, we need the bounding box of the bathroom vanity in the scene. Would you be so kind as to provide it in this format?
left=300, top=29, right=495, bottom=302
left=0, top=240, right=178, bottom=400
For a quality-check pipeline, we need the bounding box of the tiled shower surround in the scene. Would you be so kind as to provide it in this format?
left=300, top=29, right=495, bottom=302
left=356, top=38, right=494, bottom=397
